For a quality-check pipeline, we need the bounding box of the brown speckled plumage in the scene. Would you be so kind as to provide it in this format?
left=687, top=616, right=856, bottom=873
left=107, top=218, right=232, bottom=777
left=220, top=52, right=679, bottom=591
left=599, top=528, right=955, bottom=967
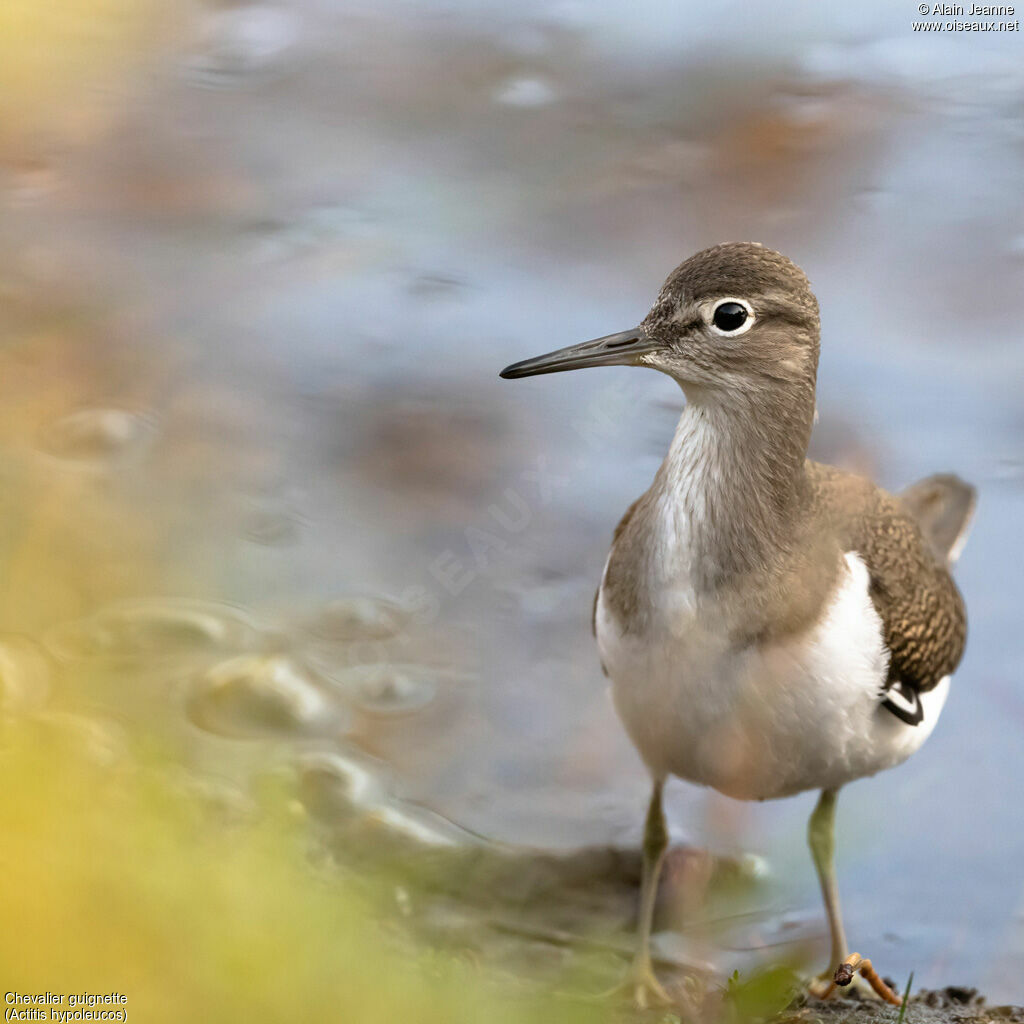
left=807, top=463, right=971, bottom=694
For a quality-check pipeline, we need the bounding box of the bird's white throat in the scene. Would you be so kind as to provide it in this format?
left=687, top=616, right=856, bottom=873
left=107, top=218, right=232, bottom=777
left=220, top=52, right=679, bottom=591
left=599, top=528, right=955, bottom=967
left=641, top=396, right=803, bottom=596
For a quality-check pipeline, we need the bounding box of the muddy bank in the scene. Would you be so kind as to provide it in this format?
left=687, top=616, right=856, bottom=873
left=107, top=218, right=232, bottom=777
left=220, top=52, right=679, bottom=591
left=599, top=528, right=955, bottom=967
left=793, top=990, right=1024, bottom=1024
left=605, top=984, right=1024, bottom=1024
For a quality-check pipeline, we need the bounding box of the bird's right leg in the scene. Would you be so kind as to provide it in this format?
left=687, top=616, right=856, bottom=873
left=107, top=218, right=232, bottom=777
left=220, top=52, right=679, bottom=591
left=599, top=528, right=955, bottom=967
left=625, top=778, right=674, bottom=1008
left=584, top=779, right=685, bottom=1008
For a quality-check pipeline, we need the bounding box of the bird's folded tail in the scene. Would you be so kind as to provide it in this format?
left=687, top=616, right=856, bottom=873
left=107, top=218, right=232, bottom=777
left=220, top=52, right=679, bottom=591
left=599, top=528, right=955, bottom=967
left=899, top=473, right=977, bottom=566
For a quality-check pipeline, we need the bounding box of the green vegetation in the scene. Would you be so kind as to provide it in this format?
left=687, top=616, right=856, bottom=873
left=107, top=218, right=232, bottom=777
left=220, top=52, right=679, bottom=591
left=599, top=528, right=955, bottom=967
left=898, top=972, right=915, bottom=1024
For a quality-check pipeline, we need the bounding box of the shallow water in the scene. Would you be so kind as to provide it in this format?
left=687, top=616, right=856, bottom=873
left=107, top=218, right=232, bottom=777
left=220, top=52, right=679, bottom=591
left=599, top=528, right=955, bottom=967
left=1, top=0, right=1022, bottom=1002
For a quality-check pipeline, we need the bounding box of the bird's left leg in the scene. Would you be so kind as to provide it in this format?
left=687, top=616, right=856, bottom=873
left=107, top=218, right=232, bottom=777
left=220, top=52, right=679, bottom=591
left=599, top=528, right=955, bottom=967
left=805, top=790, right=901, bottom=1001
left=807, top=787, right=849, bottom=997
left=808, top=787, right=846, bottom=975
left=802, top=790, right=901, bottom=999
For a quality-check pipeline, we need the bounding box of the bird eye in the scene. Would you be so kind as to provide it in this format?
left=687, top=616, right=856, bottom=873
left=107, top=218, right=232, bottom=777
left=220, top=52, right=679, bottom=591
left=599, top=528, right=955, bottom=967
left=711, top=301, right=751, bottom=334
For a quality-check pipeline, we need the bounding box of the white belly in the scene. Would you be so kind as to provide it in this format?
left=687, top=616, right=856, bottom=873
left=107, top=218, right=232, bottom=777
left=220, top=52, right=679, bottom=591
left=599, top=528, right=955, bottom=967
left=596, top=552, right=949, bottom=800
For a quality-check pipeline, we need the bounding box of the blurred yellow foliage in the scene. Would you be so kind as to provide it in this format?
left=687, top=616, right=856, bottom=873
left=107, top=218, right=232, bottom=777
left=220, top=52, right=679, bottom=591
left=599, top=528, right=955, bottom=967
left=0, top=0, right=161, bottom=152
left=0, top=722, right=614, bottom=1024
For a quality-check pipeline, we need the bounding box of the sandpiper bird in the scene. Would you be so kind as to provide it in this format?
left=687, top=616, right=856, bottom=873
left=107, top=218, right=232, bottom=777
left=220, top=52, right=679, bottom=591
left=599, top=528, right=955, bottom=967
left=500, top=243, right=975, bottom=1006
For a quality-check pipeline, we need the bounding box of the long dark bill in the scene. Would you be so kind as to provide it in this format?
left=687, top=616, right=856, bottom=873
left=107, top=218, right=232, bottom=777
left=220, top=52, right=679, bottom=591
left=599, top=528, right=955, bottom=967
left=499, top=327, right=658, bottom=379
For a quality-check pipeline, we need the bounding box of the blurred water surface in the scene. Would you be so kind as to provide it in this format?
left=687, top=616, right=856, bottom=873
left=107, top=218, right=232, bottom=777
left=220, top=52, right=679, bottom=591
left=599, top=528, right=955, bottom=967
left=1, top=0, right=1023, bottom=1002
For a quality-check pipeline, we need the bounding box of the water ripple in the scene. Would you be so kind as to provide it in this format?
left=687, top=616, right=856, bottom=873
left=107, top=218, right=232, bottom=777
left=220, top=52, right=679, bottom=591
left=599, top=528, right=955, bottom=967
left=304, top=596, right=409, bottom=644
left=296, top=750, right=474, bottom=848
left=37, top=408, right=156, bottom=467
left=187, top=653, right=345, bottom=739
left=45, top=598, right=260, bottom=666
left=331, top=662, right=443, bottom=716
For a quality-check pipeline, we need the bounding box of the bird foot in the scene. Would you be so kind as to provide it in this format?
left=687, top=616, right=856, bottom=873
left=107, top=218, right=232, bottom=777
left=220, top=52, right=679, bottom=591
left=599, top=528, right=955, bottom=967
left=586, top=957, right=679, bottom=1009
left=808, top=953, right=902, bottom=1005
left=629, top=963, right=677, bottom=1010
left=809, top=971, right=877, bottom=1001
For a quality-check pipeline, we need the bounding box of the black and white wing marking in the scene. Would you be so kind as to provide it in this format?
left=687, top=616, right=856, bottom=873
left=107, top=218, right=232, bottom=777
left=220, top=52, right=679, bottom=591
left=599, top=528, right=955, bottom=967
left=880, top=677, right=924, bottom=726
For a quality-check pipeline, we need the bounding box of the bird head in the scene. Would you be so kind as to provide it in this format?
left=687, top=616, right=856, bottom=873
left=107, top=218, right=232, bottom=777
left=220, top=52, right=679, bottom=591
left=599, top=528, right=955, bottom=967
left=500, top=242, right=820, bottom=403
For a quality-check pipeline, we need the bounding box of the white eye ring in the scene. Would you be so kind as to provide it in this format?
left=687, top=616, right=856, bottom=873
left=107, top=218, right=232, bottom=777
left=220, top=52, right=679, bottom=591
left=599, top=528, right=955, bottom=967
left=708, top=297, right=755, bottom=337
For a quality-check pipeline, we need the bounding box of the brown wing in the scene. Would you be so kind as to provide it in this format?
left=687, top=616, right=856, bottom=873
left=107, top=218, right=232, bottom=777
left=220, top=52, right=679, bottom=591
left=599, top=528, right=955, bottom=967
left=899, top=473, right=976, bottom=565
left=808, top=463, right=970, bottom=696
left=592, top=495, right=644, bottom=640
